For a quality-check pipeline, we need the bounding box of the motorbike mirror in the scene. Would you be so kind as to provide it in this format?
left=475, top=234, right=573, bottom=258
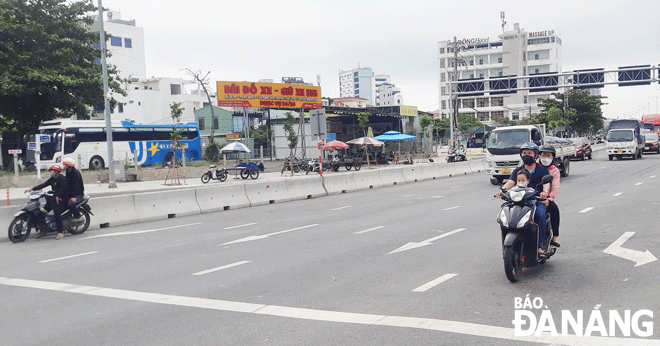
left=489, top=177, right=498, bottom=185
left=541, top=174, right=553, bottom=185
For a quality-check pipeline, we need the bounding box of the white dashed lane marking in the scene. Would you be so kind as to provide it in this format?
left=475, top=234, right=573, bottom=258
left=612, top=193, right=622, bottom=197
left=192, top=261, right=251, bottom=276
left=579, top=207, right=594, bottom=213
left=355, top=226, right=385, bottom=235
left=40, top=251, right=99, bottom=263
left=331, top=206, right=352, bottom=211
left=223, top=223, right=256, bottom=230
left=412, top=274, right=458, bottom=292
left=442, top=206, right=461, bottom=211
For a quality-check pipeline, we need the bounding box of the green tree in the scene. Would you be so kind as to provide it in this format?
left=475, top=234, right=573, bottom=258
left=538, top=90, right=605, bottom=135
left=170, top=102, right=184, bottom=123
left=0, top=0, right=124, bottom=134
left=457, top=113, right=483, bottom=132
left=283, top=112, right=298, bottom=176
left=433, top=117, right=450, bottom=142
left=169, top=102, right=185, bottom=165
left=251, top=123, right=270, bottom=152
left=357, top=112, right=369, bottom=136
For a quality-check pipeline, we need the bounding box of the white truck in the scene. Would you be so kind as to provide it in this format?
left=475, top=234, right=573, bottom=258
left=484, top=124, right=575, bottom=184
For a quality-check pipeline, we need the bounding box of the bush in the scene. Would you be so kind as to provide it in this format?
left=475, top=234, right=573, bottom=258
left=204, top=142, right=222, bottom=163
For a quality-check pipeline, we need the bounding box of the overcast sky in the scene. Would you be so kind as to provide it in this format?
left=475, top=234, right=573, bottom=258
left=99, top=0, right=660, bottom=120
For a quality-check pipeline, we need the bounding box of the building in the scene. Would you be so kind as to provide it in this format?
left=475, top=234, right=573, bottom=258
left=331, top=97, right=369, bottom=108
left=375, top=83, right=403, bottom=106
left=339, top=68, right=398, bottom=107
left=194, top=105, right=233, bottom=139
left=91, top=11, right=209, bottom=124
left=437, top=23, right=563, bottom=124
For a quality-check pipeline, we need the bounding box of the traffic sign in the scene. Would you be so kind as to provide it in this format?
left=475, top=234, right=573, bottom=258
left=8, top=149, right=22, bottom=154
left=39, top=135, right=50, bottom=143
left=27, top=142, right=37, bottom=150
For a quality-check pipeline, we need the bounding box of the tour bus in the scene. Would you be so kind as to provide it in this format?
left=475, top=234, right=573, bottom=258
left=35, top=119, right=202, bottom=170
left=641, top=114, right=660, bottom=135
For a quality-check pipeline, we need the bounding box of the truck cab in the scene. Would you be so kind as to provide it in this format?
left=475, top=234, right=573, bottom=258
left=484, top=125, right=544, bottom=184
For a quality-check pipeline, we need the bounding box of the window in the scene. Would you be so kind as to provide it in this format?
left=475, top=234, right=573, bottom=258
left=441, top=101, right=446, bottom=109
left=439, top=48, right=445, bottom=54
left=441, top=87, right=446, bottom=96
left=110, top=36, right=122, bottom=47
left=524, top=95, right=528, bottom=104
left=170, top=84, right=181, bottom=95
left=440, top=59, right=445, bottom=68
left=354, top=77, right=359, bottom=82
left=479, top=59, right=483, bottom=65
left=198, top=118, right=205, bottom=131
left=478, top=112, right=489, bottom=121
left=523, top=67, right=526, bottom=75
left=535, top=68, right=540, bottom=74
left=354, top=71, right=358, bottom=77
left=535, top=54, right=539, bottom=60
left=491, top=97, right=504, bottom=106
left=441, top=73, right=445, bottom=82
left=512, top=112, right=520, bottom=120
left=213, top=117, right=219, bottom=130
left=355, top=83, right=359, bottom=88
left=124, top=38, right=132, bottom=48
left=477, top=98, right=489, bottom=107
left=522, top=52, right=526, bottom=61
left=491, top=111, right=504, bottom=119
left=469, top=60, right=474, bottom=66
left=498, top=57, right=502, bottom=63
left=118, top=103, right=124, bottom=113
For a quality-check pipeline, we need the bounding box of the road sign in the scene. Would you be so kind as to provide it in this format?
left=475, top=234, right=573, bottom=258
left=27, top=142, right=37, bottom=150
left=310, top=108, right=327, bottom=141
left=39, top=135, right=50, bottom=143
left=8, top=149, right=22, bottom=154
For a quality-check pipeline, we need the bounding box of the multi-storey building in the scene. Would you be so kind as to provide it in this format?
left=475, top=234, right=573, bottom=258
left=437, top=23, right=563, bottom=124
left=376, top=83, right=403, bottom=106
left=339, top=67, right=374, bottom=105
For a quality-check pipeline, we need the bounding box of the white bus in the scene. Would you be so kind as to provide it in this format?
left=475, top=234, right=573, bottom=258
left=35, top=119, right=202, bottom=170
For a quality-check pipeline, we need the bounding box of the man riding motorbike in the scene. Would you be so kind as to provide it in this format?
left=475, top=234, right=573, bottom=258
left=538, top=144, right=561, bottom=247
left=26, top=165, right=67, bottom=239
left=62, top=158, right=85, bottom=222
left=495, top=143, right=551, bottom=256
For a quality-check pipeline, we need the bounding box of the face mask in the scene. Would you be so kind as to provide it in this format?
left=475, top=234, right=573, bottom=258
left=517, top=182, right=528, bottom=188
left=522, top=155, right=535, bottom=165
left=541, top=158, right=553, bottom=166
left=49, top=172, right=55, bottom=178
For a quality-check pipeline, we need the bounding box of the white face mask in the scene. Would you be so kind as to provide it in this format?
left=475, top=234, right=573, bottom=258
left=541, top=158, right=553, bottom=166
left=517, top=182, right=528, bottom=188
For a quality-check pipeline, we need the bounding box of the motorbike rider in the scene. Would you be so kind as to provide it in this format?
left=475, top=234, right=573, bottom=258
left=25, top=165, right=67, bottom=239
left=495, top=143, right=551, bottom=256
left=538, top=144, right=561, bottom=247
left=62, top=158, right=85, bottom=223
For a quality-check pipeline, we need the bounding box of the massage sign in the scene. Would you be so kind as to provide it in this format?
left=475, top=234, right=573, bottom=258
left=217, top=81, right=322, bottom=109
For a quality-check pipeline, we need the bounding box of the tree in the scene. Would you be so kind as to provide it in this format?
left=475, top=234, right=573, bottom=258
left=457, top=113, right=483, bottom=132
left=0, top=0, right=124, bottom=135
left=433, top=117, right=450, bottom=144
left=251, top=123, right=270, bottom=153
left=184, top=68, right=217, bottom=142
left=419, top=114, right=433, bottom=150
left=357, top=112, right=369, bottom=136
left=169, top=102, right=184, bottom=165
left=170, top=102, right=184, bottom=123
left=283, top=112, right=298, bottom=176
left=538, top=90, right=605, bottom=135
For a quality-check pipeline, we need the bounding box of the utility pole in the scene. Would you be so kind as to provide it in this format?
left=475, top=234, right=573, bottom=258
left=451, top=36, right=458, bottom=148
left=97, top=0, right=116, bottom=188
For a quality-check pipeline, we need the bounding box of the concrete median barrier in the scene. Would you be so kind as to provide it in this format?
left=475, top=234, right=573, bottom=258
left=89, top=194, right=140, bottom=230
left=323, top=173, right=359, bottom=195
left=285, top=176, right=326, bottom=200
left=133, top=188, right=201, bottom=222
left=195, top=184, right=250, bottom=213
left=401, top=165, right=430, bottom=183
left=379, top=168, right=406, bottom=186
left=353, top=169, right=385, bottom=190
left=421, top=164, right=443, bottom=180
left=244, top=180, right=290, bottom=206
left=469, top=159, right=487, bottom=173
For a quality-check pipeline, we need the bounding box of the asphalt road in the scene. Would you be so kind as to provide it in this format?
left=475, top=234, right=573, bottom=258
left=0, top=148, right=659, bottom=345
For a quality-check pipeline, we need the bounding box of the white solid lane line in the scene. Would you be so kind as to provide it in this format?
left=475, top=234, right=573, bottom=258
left=450, top=185, right=461, bottom=189
left=431, top=196, right=444, bottom=198
left=634, top=182, right=642, bottom=186
left=355, top=226, right=385, bottom=235
left=412, top=273, right=458, bottom=293
left=223, top=223, right=257, bottom=230
left=192, top=261, right=251, bottom=276
left=442, top=206, right=461, bottom=211
left=579, top=207, right=594, bottom=213
left=0, top=276, right=648, bottom=346
left=331, top=206, right=351, bottom=211
left=612, top=192, right=623, bottom=197
left=40, top=251, right=99, bottom=263
left=81, top=222, right=203, bottom=239
left=651, top=175, right=656, bottom=179
left=400, top=194, right=415, bottom=198
left=218, top=224, right=319, bottom=246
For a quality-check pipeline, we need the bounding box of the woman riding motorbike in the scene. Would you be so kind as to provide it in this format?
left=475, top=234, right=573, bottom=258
left=538, top=144, right=561, bottom=247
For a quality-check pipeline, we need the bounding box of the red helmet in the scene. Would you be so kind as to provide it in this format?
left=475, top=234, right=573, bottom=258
left=48, top=164, right=62, bottom=172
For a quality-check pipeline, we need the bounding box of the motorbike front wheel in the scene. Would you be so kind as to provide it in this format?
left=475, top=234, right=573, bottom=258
left=250, top=170, right=259, bottom=179
left=68, top=209, right=91, bottom=235
left=8, top=215, right=32, bottom=243
left=201, top=172, right=211, bottom=184
left=240, top=170, right=250, bottom=179
left=504, top=244, right=523, bottom=283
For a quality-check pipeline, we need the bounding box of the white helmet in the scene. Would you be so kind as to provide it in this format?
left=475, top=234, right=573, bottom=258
left=63, top=158, right=76, bottom=168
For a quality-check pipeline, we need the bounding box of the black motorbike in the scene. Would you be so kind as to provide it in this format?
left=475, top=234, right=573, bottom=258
left=8, top=191, right=92, bottom=243
left=201, top=165, right=228, bottom=183
left=493, top=175, right=555, bottom=282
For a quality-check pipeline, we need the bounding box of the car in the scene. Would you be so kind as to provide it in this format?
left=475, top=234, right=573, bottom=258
left=643, top=132, right=660, bottom=154
left=570, top=137, right=592, bottom=160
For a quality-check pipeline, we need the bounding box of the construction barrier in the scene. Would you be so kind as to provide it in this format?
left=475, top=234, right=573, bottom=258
left=378, top=168, right=406, bottom=186
left=352, top=169, right=385, bottom=190
left=133, top=188, right=201, bottom=222
left=89, top=194, right=140, bottom=230
left=285, top=176, right=326, bottom=200
left=323, top=173, right=360, bottom=195
left=195, top=184, right=250, bottom=213
left=244, top=180, right=290, bottom=206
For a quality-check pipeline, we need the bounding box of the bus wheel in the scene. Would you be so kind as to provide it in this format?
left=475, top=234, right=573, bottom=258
left=89, top=156, right=105, bottom=170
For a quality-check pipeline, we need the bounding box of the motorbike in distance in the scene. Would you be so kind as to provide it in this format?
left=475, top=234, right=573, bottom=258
left=8, top=190, right=92, bottom=243
left=447, top=146, right=467, bottom=163
left=201, top=165, right=228, bottom=183
left=492, top=174, right=555, bottom=282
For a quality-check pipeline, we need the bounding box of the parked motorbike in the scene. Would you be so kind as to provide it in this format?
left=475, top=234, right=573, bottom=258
left=281, top=157, right=302, bottom=174
left=303, top=158, right=331, bottom=175
left=493, top=174, right=555, bottom=282
left=201, top=165, right=228, bottom=183
left=8, top=191, right=92, bottom=243
left=446, top=146, right=466, bottom=163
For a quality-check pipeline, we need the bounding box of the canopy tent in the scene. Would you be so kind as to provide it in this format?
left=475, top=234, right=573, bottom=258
left=321, top=140, right=349, bottom=150
left=346, top=137, right=384, bottom=167
left=373, top=131, right=416, bottom=141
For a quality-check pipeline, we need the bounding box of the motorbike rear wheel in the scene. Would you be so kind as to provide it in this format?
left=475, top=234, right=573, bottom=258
left=250, top=170, right=259, bottom=179
left=504, top=244, right=523, bottom=283
left=218, top=172, right=227, bottom=182
left=8, top=215, right=32, bottom=243
left=68, top=209, right=91, bottom=235
left=240, top=170, right=250, bottom=179
left=201, top=172, right=211, bottom=184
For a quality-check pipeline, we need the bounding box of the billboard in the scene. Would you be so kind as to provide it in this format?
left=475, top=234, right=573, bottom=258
left=399, top=105, right=418, bottom=117
left=217, top=81, right=322, bottom=109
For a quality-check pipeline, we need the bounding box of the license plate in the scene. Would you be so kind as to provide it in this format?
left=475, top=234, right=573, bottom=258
left=502, top=168, right=511, bottom=174
left=617, top=150, right=623, bottom=153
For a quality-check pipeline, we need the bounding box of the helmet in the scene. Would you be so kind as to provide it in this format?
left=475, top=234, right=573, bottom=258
left=63, top=158, right=75, bottom=167
left=48, top=164, right=62, bottom=172
left=520, top=142, right=539, bottom=155
left=539, top=144, right=556, bottom=158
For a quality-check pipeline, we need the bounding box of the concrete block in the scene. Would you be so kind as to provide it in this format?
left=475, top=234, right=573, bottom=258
left=244, top=181, right=290, bottom=206
left=133, top=188, right=201, bottom=222
left=195, top=184, right=250, bottom=213
left=285, top=176, right=326, bottom=200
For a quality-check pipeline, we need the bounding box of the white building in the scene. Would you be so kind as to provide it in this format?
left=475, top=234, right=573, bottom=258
left=91, top=11, right=209, bottom=124
left=339, top=68, right=399, bottom=106
left=375, top=83, right=403, bottom=106
left=437, top=23, right=563, bottom=124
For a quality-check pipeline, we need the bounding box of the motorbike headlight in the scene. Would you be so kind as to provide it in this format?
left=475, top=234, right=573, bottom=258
left=516, top=210, right=532, bottom=228
left=510, top=190, right=525, bottom=202
left=498, top=209, right=507, bottom=225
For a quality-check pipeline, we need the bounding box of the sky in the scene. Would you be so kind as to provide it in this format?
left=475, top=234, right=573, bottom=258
left=98, top=0, right=660, bottom=120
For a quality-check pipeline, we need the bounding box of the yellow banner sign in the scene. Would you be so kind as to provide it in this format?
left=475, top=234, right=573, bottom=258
left=226, top=134, right=240, bottom=138
left=399, top=105, right=418, bottom=117
left=217, top=81, right=322, bottom=109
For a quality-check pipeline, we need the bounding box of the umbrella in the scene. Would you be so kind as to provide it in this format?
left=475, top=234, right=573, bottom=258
left=346, top=137, right=384, bottom=146
left=220, top=142, right=251, bottom=153
left=374, top=131, right=416, bottom=142
left=321, top=140, right=349, bottom=150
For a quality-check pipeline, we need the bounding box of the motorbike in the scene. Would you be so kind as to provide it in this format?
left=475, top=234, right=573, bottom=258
left=281, top=157, right=302, bottom=174
left=201, top=165, right=228, bottom=183
left=446, top=147, right=466, bottom=162
left=303, top=158, right=331, bottom=175
left=493, top=174, right=555, bottom=282
left=8, top=191, right=92, bottom=243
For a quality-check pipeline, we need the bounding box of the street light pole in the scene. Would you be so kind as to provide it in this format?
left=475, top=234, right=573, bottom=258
left=97, top=0, right=116, bottom=188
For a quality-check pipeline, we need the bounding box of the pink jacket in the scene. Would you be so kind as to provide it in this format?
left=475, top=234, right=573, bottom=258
left=548, top=165, right=560, bottom=200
